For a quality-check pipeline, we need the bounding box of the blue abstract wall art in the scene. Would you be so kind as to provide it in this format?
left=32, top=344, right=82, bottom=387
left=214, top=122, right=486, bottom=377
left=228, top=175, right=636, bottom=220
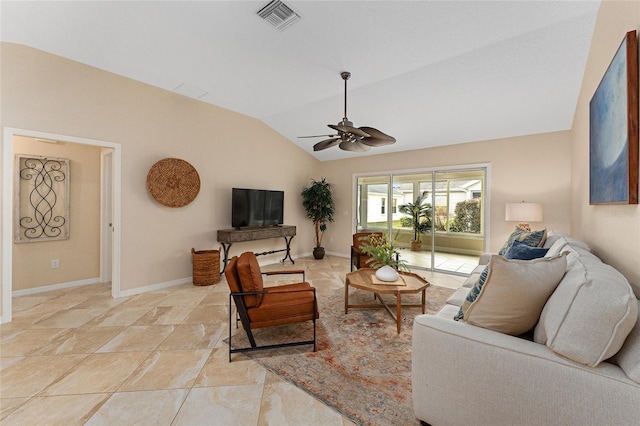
left=589, top=30, right=638, bottom=205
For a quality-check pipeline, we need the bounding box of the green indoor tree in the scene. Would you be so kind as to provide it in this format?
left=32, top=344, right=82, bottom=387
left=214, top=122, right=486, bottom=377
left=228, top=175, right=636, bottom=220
left=301, top=177, right=335, bottom=259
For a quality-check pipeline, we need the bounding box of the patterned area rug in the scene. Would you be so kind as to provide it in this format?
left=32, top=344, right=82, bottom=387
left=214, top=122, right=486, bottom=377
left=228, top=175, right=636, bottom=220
left=228, top=284, right=454, bottom=425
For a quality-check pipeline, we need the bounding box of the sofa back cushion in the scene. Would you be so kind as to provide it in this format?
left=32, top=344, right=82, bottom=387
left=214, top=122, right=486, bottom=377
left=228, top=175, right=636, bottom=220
left=534, top=255, right=638, bottom=367
left=456, top=254, right=567, bottom=335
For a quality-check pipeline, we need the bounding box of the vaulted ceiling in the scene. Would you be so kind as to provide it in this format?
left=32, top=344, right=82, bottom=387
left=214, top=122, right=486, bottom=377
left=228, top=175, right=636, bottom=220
left=1, top=1, right=600, bottom=161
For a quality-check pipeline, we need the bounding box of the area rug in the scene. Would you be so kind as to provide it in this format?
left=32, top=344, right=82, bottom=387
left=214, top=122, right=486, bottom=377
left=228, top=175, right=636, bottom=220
left=228, top=284, right=455, bottom=425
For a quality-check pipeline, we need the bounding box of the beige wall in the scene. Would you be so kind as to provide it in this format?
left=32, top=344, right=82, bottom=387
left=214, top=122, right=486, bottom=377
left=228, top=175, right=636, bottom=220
left=12, top=136, right=101, bottom=291
left=0, top=43, right=321, bottom=319
left=319, top=131, right=573, bottom=257
left=570, top=0, right=640, bottom=296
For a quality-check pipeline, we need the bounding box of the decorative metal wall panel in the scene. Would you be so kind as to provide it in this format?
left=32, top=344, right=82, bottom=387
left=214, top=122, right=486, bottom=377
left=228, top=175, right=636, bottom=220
left=14, top=155, right=70, bottom=243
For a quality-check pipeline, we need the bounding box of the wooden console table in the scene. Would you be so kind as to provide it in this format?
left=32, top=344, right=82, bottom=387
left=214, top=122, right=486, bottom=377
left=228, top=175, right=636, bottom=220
left=217, top=225, right=296, bottom=273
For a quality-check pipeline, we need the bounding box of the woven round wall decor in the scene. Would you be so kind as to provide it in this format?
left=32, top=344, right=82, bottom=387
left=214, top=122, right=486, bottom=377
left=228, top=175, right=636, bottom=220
left=146, top=158, right=200, bottom=208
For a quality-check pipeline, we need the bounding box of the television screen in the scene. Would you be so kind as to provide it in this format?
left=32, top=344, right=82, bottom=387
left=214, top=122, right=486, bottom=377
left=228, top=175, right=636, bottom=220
left=232, top=188, right=284, bottom=228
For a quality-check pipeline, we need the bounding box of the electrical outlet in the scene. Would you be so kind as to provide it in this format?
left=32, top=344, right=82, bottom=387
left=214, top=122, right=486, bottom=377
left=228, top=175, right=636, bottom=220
left=51, top=259, right=59, bottom=269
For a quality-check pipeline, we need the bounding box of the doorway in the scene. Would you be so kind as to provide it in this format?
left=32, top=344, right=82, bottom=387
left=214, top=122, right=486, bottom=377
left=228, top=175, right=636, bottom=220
left=1, top=127, right=121, bottom=323
left=355, top=164, right=489, bottom=275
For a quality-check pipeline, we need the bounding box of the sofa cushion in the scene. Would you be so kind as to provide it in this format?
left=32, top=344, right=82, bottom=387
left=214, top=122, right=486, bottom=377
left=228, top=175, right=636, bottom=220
left=456, top=254, right=567, bottom=335
left=544, top=237, right=568, bottom=257
left=237, top=252, right=264, bottom=308
left=462, top=271, right=482, bottom=288
left=613, top=300, right=640, bottom=383
left=504, top=240, right=549, bottom=260
left=542, top=231, right=563, bottom=249
left=498, top=227, right=547, bottom=255
left=436, top=303, right=461, bottom=319
left=446, top=286, right=471, bottom=308
left=534, top=255, right=638, bottom=367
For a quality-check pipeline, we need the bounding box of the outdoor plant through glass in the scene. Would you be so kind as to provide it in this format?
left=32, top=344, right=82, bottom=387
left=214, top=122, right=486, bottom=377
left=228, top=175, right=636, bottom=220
left=358, top=232, right=409, bottom=271
left=399, top=191, right=432, bottom=244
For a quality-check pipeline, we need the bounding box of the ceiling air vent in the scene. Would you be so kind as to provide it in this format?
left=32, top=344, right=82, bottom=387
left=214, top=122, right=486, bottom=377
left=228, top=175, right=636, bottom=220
left=256, top=0, right=301, bottom=31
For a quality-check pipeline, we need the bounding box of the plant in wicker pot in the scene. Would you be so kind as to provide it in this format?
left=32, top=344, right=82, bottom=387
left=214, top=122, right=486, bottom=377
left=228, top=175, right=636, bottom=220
left=301, top=177, right=335, bottom=259
left=399, top=191, right=432, bottom=251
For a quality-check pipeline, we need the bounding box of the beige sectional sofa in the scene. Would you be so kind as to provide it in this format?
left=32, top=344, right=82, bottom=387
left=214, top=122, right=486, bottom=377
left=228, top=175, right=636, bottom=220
left=412, top=232, right=640, bottom=426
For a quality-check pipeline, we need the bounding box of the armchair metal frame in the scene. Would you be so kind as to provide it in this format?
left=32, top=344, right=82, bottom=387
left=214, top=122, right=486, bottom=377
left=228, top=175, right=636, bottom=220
left=227, top=268, right=317, bottom=362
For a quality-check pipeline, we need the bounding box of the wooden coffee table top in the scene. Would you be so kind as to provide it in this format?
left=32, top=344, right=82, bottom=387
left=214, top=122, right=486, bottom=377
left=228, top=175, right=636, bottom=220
left=345, top=268, right=430, bottom=294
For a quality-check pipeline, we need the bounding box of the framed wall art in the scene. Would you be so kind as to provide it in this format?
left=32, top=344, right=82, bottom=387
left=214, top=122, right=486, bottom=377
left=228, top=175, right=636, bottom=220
left=589, top=30, right=638, bottom=205
left=14, top=155, right=70, bottom=242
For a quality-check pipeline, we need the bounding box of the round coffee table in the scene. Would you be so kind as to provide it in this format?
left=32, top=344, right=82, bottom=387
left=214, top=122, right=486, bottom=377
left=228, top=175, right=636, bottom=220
left=344, top=268, right=430, bottom=333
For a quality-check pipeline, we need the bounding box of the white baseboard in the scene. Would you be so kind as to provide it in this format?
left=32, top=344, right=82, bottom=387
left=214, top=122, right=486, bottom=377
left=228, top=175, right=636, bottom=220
left=325, top=251, right=349, bottom=259
left=12, top=277, right=101, bottom=297
left=297, top=251, right=349, bottom=259
left=117, top=277, right=194, bottom=298
left=9, top=251, right=353, bottom=302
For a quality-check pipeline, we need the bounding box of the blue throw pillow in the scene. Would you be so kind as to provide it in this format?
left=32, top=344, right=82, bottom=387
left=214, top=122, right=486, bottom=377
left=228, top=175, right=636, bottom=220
left=498, top=227, right=547, bottom=255
left=504, top=240, right=549, bottom=260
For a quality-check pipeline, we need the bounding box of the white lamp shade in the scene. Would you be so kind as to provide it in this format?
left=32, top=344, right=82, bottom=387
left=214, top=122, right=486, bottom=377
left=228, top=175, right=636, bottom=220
left=505, top=202, right=543, bottom=222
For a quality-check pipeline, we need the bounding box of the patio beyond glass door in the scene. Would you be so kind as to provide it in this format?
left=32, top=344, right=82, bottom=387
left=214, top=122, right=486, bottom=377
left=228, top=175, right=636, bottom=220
left=432, top=170, right=485, bottom=274
left=391, top=173, right=433, bottom=270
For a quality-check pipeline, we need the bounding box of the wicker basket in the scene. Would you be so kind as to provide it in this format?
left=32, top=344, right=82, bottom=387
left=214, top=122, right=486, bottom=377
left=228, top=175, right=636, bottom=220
left=191, top=248, right=220, bottom=286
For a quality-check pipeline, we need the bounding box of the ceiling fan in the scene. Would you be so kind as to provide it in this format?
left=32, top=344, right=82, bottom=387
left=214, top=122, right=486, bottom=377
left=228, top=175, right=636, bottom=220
left=299, top=71, right=396, bottom=152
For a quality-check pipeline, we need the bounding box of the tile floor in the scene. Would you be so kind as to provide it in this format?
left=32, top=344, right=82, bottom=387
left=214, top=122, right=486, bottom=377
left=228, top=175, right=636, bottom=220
left=0, top=255, right=466, bottom=425
left=397, top=249, right=480, bottom=275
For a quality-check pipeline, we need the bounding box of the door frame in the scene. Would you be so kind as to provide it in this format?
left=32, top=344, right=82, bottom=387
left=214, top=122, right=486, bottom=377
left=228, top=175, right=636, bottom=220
left=1, top=127, right=122, bottom=323
left=100, top=149, right=114, bottom=285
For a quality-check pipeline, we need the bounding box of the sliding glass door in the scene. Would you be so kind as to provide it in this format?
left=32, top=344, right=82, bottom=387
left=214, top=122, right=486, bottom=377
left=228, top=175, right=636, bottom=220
left=356, top=166, right=486, bottom=275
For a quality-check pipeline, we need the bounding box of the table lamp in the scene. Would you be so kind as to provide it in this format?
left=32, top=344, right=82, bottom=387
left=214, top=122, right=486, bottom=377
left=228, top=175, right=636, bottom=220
left=505, top=202, right=543, bottom=232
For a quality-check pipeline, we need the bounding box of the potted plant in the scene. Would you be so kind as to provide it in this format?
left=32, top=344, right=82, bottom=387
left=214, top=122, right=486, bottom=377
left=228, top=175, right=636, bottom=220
left=358, top=232, right=409, bottom=271
left=399, top=191, right=432, bottom=251
left=301, top=177, right=335, bottom=259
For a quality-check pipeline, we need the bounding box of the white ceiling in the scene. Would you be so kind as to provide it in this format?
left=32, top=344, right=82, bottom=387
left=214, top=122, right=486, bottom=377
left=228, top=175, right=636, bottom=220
left=1, top=1, right=600, bottom=161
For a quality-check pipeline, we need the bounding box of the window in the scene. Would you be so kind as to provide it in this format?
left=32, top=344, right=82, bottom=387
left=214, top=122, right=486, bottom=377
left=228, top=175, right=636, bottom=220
left=381, top=198, right=386, bottom=214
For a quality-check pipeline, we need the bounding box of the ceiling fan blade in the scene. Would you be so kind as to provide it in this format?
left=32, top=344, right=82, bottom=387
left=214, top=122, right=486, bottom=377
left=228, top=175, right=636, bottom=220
left=360, top=137, right=397, bottom=147
left=328, top=124, right=370, bottom=138
left=339, top=140, right=371, bottom=152
left=313, top=138, right=341, bottom=151
left=358, top=127, right=395, bottom=141
left=298, top=134, right=338, bottom=139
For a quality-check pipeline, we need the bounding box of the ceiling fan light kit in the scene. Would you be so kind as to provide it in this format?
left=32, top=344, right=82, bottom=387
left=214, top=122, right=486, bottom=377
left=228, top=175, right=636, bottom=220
left=301, top=71, right=396, bottom=152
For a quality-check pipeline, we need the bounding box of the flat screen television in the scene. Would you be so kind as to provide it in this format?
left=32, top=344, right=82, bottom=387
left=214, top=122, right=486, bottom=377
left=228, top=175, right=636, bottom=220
left=232, top=188, right=284, bottom=228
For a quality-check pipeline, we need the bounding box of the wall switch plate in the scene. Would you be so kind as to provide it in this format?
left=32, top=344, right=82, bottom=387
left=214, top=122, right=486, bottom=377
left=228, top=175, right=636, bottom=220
left=51, top=259, right=59, bottom=268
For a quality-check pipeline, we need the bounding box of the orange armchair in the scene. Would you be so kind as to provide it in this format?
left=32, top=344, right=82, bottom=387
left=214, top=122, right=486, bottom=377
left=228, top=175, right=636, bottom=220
left=350, top=232, right=384, bottom=271
left=351, top=232, right=401, bottom=271
left=224, top=251, right=318, bottom=361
